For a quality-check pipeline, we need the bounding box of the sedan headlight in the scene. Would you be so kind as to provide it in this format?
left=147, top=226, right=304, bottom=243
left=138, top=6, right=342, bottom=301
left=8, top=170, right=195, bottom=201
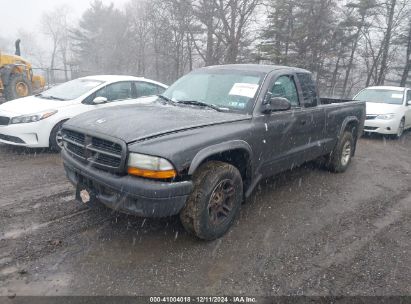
left=10, top=110, right=58, bottom=124
left=376, top=114, right=395, bottom=120
left=127, top=153, right=176, bottom=179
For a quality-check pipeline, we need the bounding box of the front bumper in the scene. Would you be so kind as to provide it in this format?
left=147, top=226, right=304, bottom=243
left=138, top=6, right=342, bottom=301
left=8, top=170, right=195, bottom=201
left=0, top=121, right=50, bottom=147
left=62, top=149, right=193, bottom=217
left=364, top=118, right=400, bottom=134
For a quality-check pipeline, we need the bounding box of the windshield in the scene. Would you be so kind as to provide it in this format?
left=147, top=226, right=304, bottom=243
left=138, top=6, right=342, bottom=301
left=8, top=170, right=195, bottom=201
left=40, top=78, right=104, bottom=101
left=355, top=89, right=404, bottom=105
left=162, top=69, right=265, bottom=113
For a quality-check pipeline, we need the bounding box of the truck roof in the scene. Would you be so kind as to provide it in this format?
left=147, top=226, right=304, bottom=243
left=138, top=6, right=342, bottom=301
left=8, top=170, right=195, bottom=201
left=202, top=64, right=310, bottom=74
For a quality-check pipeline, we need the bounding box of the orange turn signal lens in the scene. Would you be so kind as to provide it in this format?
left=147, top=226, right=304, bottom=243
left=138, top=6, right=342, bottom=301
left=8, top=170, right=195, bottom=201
left=127, top=167, right=177, bottom=179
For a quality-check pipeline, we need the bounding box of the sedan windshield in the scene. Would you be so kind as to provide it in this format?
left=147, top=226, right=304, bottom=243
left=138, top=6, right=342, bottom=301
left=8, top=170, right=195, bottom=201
left=39, top=79, right=104, bottom=101
left=162, top=69, right=265, bottom=113
left=355, top=89, right=404, bottom=105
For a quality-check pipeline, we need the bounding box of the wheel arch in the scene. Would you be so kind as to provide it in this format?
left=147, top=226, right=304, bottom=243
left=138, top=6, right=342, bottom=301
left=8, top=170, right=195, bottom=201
left=188, top=140, right=254, bottom=192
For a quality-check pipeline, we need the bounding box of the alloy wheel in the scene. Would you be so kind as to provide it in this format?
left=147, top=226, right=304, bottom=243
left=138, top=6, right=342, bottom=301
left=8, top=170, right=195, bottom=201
left=341, top=141, right=352, bottom=166
left=207, top=179, right=236, bottom=226
left=56, top=129, right=64, bottom=148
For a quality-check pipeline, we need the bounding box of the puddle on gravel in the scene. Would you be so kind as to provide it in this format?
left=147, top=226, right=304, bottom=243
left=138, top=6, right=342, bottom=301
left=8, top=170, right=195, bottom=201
left=1, top=209, right=90, bottom=240
left=1, top=222, right=49, bottom=240
left=0, top=257, right=13, bottom=266
left=0, top=273, right=72, bottom=296
left=61, top=195, right=75, bottom=202
left=0, top=266, right=18, bottom=276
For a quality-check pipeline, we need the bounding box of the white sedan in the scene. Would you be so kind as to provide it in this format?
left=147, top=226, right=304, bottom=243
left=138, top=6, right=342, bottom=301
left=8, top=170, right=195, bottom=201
left=354, top=86, right=411, bottom=138
left=0, top=75, right=167, bottom=150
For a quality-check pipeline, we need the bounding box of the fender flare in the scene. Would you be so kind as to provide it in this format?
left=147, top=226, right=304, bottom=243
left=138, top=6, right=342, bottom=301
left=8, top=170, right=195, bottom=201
left=188, top=140, right=253, bottom=176
left=337, top=116, right=360, bottom=156
left=338, top=116, right=359, bottom=139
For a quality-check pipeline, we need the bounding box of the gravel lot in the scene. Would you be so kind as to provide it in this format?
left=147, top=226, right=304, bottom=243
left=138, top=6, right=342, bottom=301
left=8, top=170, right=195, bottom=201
left=0, top=134, right=410, bottom=296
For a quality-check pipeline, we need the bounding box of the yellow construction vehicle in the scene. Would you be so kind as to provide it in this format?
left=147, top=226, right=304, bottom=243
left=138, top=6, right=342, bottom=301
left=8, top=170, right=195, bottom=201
left=0, top=39, right=45, bottom=101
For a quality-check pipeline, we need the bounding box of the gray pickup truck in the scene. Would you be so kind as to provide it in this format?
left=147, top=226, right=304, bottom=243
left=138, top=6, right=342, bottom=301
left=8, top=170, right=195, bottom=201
left=61, top=64, right=365, bottom=240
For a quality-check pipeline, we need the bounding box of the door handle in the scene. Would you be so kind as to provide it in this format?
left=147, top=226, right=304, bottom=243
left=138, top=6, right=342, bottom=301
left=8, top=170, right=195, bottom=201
left=301, top=120, right=307, bottom=125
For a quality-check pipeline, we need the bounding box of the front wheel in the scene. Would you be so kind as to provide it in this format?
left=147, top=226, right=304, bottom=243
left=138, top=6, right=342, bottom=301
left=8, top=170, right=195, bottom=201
left=179, top=161, right=243, bottom=240
left=327, top=131, right=354, bottom=173
left=49, top=121, right=66, bottom=152
left=394, top=118, right=405, bottom=139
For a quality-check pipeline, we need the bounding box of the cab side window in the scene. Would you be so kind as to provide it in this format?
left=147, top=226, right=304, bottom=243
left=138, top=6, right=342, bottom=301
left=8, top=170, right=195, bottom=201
left=135, top=82, right=165, bottom=98
left=296, top=73, right=318, bottom=107
left=407, top=90, right=411, bottom=103
left=270, top=75, right=299, bottom=107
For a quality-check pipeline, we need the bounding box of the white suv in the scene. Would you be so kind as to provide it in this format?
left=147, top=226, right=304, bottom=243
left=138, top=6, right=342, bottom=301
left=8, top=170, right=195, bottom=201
left=0, top=75, right=167, bottom=150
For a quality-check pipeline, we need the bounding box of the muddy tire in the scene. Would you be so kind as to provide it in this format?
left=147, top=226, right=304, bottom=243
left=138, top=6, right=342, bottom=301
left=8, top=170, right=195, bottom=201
left=49, top=121, right=66, bottom=152
left=327, top=131, right=354, bottom=173
left=179, top=161, right=243, bottom=240
left=4, top=74, right=32, bottom=101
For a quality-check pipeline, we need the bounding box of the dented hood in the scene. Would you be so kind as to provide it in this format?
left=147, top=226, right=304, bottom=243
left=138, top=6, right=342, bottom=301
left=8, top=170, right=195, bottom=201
left=64, top=102, right=250, bottom=143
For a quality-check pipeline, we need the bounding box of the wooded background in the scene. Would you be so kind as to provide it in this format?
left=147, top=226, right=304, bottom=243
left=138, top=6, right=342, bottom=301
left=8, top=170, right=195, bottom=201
left=1, top=0, right=410, bottom=98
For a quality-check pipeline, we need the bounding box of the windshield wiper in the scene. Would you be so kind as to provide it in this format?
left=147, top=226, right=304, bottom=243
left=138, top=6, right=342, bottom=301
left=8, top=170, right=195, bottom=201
left=157, top=94, right=176, bottom=105
left=176, top=100, right=224, bottom=112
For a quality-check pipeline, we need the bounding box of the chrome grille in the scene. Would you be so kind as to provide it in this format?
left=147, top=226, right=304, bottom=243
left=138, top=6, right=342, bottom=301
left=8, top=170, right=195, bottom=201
left=66, top=142, right=86, bottom=159
left=91, top=137, right=122, bottom=155
left=62, top=128, right=125, bottom=172
left=64, top=129, right=85, bottom=145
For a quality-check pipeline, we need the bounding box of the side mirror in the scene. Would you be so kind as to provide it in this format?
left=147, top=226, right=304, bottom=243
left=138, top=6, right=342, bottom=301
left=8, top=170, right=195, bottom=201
left=407, top=100, right=411, bottom=106
left=262, top=96, right=291, bottom=113
left=93, top=96, right=108, bottom=104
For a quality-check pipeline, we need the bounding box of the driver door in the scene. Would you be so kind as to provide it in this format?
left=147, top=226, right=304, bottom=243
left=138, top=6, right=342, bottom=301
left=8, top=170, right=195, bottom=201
left=260, top=74, right=310, bottom=176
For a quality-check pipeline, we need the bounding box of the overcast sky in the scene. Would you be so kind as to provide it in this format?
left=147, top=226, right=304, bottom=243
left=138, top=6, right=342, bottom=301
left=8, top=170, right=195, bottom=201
left=1, top=0, right=128, bottom=39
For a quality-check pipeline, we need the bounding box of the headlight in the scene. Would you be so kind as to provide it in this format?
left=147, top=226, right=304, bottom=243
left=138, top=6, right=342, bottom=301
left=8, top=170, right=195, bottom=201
left=10, top=110, right=58, bottom=124
left=376, top=114, right=395, bottom=120
left=127, top=153, right=176, bottom=179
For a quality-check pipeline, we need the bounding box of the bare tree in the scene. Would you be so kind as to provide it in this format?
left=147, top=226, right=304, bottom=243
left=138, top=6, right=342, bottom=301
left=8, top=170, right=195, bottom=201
left=41, top=5, right=72, bottom=82
left=214, top=0, right=261, bottom=63
left=376, top=0, right=397, bottom=84
left=400, top=17, right=411, bottom=86
left=341, top=0, right=377, bottom=97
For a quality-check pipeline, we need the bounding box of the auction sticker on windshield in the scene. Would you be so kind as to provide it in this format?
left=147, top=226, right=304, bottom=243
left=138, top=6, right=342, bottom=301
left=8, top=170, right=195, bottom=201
left=392, top=93, right=403, bottom=99
left=229, top=83, right=259, bottom=98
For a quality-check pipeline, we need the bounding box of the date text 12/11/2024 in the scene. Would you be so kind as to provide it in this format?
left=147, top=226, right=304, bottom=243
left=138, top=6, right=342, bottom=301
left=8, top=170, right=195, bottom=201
left=149, top=297, right=257, bottom=303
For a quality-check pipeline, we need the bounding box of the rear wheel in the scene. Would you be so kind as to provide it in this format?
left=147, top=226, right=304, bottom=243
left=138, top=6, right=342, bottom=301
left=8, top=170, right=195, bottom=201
left=179, top=161, right=243, bottom=240
left=4, top=74, right=32, bottom=101
left=327, top=131, right=354, bottom=173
